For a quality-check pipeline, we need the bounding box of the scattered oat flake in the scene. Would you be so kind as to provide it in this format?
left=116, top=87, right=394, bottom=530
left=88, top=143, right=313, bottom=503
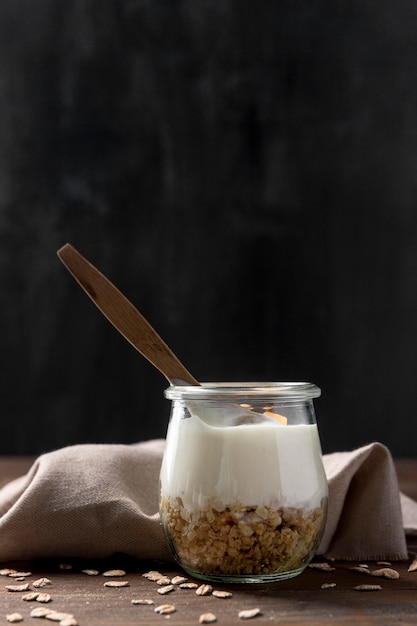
left=308, top=562, right=335, bottom=572
left=154, top=604, right=176, bottom=615
left=9, top=572, right=32, bottom=578
left=59, top=563, right=72, bottom=570
left=102, top=569, right=126, bottom=577
left=354, top=584, right=382, bottom=591
left=156, top=575, right=172, bottom=585
left=22, top=592, right=40, bottom=601
left=377, top=561, right=391, bottom=566
left=0, top=569, right=17, bottom=576
left=36, top=592, right=52, bottom=603
left=171, top=575, right=188, bottom=585
left=179, top=582, right=198, bottom=589
left=103, top=580, right=129, bottom=588
left=6, top=613, right=23, bottom=623
left=212, top=589, right=233, bottom=598
left=5, top=583, right=29, bottom=592
left=408, top=557, right=417, bottom=572
left=349, top=566, right=370, bottom=574
left=157, top=584, right=175, bottom=595
left=45, top=612, right=75, bottom=622
left=370, top=567, right=399, bottom=579
left=358, top=564, right=369, bottom=569
left=142, top=570, right=163, bottom=581
left=59, top=619, right=78, bottom=626
left=33, top=577, right=52, bottom=588
left=30, top=607, right=54, bottom=617
left=199, top=612, right=217, bottom=623
left=321, top=582, right=336, bottom=589
left=131, top=598, right=154, bottom=605
left=82, top=569, right=99, bottom=576
left=196, top=584, right=213, bottom=596
left=238, top=608, right=261, bottom=619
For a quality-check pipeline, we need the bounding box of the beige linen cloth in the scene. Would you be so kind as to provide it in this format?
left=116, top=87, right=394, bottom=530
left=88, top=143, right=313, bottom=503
left=0, top=439, right=416, bottom=563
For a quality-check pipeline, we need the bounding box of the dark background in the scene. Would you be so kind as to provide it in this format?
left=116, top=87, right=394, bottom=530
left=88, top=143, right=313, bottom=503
left=1, top=1, right=416, bottom=456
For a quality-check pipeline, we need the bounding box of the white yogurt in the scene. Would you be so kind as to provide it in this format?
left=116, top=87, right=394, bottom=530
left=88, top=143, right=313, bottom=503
left=160, top=404, right=328, bottom=511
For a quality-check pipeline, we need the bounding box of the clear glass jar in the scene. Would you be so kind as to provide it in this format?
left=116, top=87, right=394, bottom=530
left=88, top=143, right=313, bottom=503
left=159, top=382, right=328, bottom=583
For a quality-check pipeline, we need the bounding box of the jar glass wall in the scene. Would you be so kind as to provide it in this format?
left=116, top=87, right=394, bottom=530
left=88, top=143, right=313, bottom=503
left=159, top=383, right=328, bottom=583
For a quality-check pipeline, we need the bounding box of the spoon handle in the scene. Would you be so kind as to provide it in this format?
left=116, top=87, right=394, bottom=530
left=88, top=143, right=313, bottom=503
left=57, top=243, right=199, bottom=386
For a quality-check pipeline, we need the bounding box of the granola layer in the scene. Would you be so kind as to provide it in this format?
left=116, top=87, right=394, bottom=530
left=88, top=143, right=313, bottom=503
left=160, top=496, right=325, bottom=576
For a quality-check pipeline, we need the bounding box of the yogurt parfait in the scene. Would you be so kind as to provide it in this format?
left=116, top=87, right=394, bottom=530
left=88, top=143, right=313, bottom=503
left=160, top=383, right=328, bottom=583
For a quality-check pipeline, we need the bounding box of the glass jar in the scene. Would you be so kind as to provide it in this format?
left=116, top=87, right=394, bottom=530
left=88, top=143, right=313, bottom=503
left=159, top=382, right=328, bottom=583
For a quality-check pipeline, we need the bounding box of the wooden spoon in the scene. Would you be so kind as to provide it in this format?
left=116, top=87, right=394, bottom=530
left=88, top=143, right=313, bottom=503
left=57, top=244, right=280, bottom=426
left=57, top=243, right=199, bottom=387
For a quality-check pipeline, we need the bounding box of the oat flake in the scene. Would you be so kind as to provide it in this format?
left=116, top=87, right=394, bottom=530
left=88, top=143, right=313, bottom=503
left=171, top=575, right=188, bottom=585
left=142, top=570, right=163, bottom=581
left=45, top=612, right=75, bottom=622
left=196, top=584, right=213, bottom=596
left=103, top=580, right=129, bottom=588
left=154, top=604, right=176, bottom=615
left=238, top=607, right=261, bottom=619
left=36, top=592, right=52, bottom=603
left=308, top=562, right=335, bottom=572
left=33, top=577, right=52, bottom=588
left=30, top=607, right=54, bottom=617
left=82, top=569, right=99, bottom=576
left=408, top=557, right=417, bottom=572
left=212, top=589, right=233, bottom=598
left=102, top=569, right=126, bottom=577
left=179, top=582, right=198, bottom=589
left=370, top=567, right=399, bottom=579
left=349, top=566, right=370, bottom=574
left=199, top=612, right=217, bottom=623
left=22, top=592, right=40, bottom=601
left=6, top=614, right=23, bottom=623
left=131, top=598, right=154, bottom=605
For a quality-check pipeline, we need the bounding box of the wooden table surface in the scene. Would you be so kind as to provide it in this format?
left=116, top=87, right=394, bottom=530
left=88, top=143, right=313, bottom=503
left=0, top=457, right=416, bottom=626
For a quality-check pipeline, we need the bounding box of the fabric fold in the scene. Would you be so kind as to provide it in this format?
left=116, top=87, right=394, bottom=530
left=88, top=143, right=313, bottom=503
left=320, top=442, right=409, bottom=560
left=0, top=440, right=171, bottom=562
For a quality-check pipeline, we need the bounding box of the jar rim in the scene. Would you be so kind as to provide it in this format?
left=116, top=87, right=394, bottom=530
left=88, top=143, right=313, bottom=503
left=164, top=382, right=321, bottom=400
